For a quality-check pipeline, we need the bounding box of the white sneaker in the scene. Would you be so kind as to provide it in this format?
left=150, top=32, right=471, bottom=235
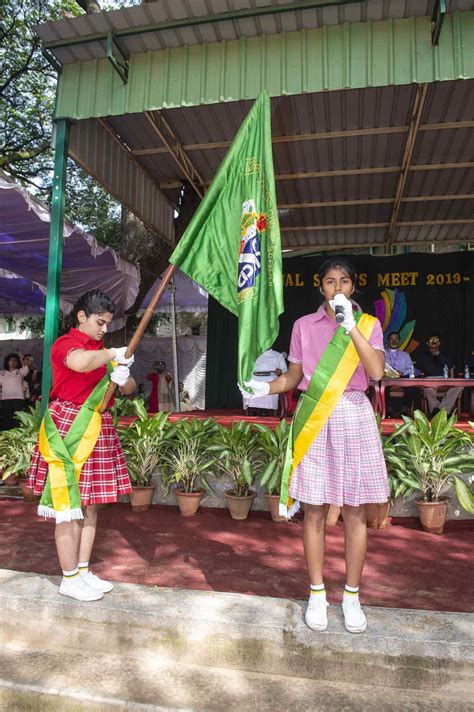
left=305, top=593, right=329, bottom=631
left=59, top=576, right=104, bottom=602
left=81, top=570, right=114, bottom=593
left=342, top=595, right=367, bottom=633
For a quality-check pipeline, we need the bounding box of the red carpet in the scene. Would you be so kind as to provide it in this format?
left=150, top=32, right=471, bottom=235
left=1, top=501, right=472, bottom=613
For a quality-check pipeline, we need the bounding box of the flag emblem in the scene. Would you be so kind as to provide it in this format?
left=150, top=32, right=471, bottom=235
left=238, top=199, right=266, bottom=297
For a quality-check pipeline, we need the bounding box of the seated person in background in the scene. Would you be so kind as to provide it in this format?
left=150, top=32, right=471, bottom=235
left=385, top=332, right=414, bottom=376
left=242, top=348, right=287, bottom=416
left=415, top=335, right=463, bottom=416
left=385, top=331, right=420, bottom=417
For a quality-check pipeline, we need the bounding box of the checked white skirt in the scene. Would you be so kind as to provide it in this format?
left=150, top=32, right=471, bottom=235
left=288, top=391, right=389, bottom=507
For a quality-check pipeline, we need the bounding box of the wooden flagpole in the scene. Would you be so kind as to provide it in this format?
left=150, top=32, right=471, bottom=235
left=100, top=263, right=177, bottom=412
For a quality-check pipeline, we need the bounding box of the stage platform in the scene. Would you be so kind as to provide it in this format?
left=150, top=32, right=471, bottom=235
left=0, top=501, right=472, bottom=614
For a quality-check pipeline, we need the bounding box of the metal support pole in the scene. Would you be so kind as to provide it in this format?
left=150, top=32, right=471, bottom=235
left=169, top=280, right=180, bottom=412
left=41, top=119, right=69, bottom=413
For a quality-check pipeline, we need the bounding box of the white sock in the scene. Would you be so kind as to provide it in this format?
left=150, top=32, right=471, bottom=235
left=62, top=567, right=79, bottom=582
left=344, top=584, right=359, bottom=599
left=310, top=583, right=326, bottom=596
left=78, top=562, right=89, bottom=575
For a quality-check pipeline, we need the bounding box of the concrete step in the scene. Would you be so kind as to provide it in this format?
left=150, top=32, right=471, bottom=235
left=0, top=569, right=473, bottom=710
left=1, top=644, right=473, bottom=712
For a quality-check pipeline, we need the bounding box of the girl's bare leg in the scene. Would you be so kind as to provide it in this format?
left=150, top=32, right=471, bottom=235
left=303, top=504, right=328, bottom=584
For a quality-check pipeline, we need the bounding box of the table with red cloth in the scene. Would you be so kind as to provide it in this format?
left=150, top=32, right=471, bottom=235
left=373, top=377, right=474, bottom=420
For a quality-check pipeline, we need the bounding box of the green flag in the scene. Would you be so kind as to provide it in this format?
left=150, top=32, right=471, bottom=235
left=169, top=90, right=284, bottom=387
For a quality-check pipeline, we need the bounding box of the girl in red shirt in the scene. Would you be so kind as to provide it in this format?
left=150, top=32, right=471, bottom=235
left=29, top=290, right=135, bottom=602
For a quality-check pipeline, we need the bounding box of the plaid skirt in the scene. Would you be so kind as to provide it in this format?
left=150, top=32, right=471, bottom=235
left=289, top=391, right=389, bottom=507
left=28, top=399, right=132, bottom=506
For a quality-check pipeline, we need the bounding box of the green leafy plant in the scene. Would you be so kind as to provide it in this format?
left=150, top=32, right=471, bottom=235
left=0, top=403, right=42, bottom=480
left=160, top=418, right=220, bottom=494
left=377, top=414, right=417, bottom=503
left=110, top=395, right=147, bottom=422
left=382, top=409, right=474, bottom=513
left=211, top=421, right=265, bottom=497
left=254, top=419, right=290, bottom=495
left=117, top=404, right=175, bottom=487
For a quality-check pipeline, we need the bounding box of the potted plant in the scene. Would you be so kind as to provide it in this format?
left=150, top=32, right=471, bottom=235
left=384, top=410, right=474, bottom=534
left=213, top=421, right=264, bottom=520
left=111, top=394, right=147, bottom=418
left=160, top=417, right=220, bottom=516
left=367, top=415, right=415, bottom=529
left=117, top=402, right=175, bottom=512
left=0, top=404, right=41, bottom=501
left=255, top=419, right=290, bottom=522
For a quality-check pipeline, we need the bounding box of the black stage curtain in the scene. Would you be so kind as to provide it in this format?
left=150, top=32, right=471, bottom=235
left=206, top=252, right=474, bottom=409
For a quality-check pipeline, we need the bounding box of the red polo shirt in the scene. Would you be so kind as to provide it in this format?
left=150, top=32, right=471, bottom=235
left=50, top=328, right=108, bottom=404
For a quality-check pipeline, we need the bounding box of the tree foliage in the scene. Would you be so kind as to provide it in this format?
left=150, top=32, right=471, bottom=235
left=0, top=1, right=124, bottom=246
left=0, top=0, right=194, bottom=329
left=0, top=0, right=80, bottom=184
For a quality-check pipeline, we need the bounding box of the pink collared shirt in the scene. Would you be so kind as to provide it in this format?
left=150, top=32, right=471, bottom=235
left=288, top=305, right=384, bottom=392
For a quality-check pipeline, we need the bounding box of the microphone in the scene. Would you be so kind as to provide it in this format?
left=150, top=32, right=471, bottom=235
left=334, top=293, right=346, bottom=324
left=335, top=306, right=345, bottom=324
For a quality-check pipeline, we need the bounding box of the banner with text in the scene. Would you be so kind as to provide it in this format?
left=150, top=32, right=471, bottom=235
left=206, top=252, right=473, bottom=409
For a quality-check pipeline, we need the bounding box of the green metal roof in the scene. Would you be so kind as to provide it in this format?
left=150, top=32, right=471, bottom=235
left=54, top=11, right=474, bottom=120
left=33, top=2, right=474, bottom=253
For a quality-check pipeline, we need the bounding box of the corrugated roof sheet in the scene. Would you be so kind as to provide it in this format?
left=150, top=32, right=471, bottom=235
left=52, top=11, right=474, bottom=119
left=35, top=2, right=474, bottom=252
left=100, top=80, right=473, bottom=251
left=37, top=0, right=473, bottom=64
left=69, top=119, right=175, bottom=245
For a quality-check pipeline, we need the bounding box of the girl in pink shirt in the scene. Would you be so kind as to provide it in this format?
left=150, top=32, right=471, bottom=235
left=245, top=257, right=388, bottom=634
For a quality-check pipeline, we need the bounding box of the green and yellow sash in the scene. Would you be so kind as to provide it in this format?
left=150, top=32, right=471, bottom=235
left=37, top=366, right=112, bottom=522
left=279, top=312, right=377, bottom=518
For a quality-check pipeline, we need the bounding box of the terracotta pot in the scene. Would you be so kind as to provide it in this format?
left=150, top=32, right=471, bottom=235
left=266, top=494, right=286, bottom=522
left=3, top=473, right=18, bottom=487
left=18, top=479, right=39, bottom=502
left=325, top=504, right=341, bottom=527
left=175, top=489, right=203, bottom=517
left=416, top=497, right=449, bottom=535
left=366, top=502, right=391, bottom=530
left=224, top=490, right=256, bottom=520
left=130, top=485, right=155, bottom=512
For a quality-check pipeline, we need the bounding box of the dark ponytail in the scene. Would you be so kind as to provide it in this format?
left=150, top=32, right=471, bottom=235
left=65, top=290, right=116, bottom=331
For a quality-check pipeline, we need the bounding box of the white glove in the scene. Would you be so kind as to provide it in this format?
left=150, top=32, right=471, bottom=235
left=242, top=378, right=271, bottom=397
left=112, top=347, right=135, bottom=366
left=331, top=293, right=356, bottom=333
left=110, top=364, right=130, bottom=386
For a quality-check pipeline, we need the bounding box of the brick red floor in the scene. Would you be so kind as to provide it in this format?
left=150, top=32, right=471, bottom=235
left=1, top=501, right=472, bottom=612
